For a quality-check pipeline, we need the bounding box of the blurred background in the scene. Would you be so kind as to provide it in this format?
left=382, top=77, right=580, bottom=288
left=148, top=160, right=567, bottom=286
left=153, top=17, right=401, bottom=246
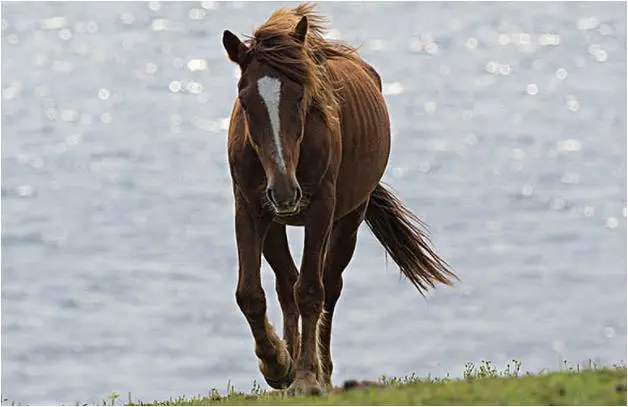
left=1, top=1, right=626, bottom=405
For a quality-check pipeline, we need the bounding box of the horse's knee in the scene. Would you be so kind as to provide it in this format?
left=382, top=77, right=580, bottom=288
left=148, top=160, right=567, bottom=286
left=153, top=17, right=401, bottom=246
left=323, top=276, right=343, bottom=311
left=275, top=272, right=298, bottom=304
left=294, top=278, right=324, bottom=317
left=236, top=285, right=266, bottom=317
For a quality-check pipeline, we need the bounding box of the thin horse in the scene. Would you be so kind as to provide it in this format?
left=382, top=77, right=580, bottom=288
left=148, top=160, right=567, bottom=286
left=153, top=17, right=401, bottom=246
left=222, top=3, right=458, bottom=396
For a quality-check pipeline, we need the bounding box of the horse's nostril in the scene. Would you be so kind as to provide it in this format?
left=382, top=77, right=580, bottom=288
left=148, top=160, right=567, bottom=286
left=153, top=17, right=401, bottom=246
left=267, top=184, right=301, bottom=211
left=266, top=187, right=277, bottom=205
left=293, top=185, right=302, bottom=204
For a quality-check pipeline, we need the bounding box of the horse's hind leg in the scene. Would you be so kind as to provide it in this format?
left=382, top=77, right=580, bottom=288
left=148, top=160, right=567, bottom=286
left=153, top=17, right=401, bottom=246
left=319, top=202, right=368, bottom=390
left=263, top=222, right=301, bottom=363
left=234, top=194, right=293, bottom=390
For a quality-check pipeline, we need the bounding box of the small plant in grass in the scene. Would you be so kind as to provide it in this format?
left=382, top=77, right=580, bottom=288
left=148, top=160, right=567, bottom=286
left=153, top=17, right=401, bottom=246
left=249, top=380, right=265, bottom=396
left=464, top=359, right=522, bottom=379
left=503, top=359, right=522, bottom=377
left=378, top=372, right=421, bottom=386
left=105, top=391, right=120, bottom=406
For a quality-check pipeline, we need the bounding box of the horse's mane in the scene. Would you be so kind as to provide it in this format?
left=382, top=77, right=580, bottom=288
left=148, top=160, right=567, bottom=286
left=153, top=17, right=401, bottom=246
left=243, top=3, right=362, bottom=129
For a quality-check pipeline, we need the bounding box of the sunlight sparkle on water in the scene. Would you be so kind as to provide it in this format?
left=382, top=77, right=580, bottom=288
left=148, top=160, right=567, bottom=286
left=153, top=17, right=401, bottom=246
left=424, top=101, right=436, bottom=114
left=367, top=39, right=386, bottom=51
left=323, top=28, right=341, bottom=40
left=556, top=68, right=568, bottom=80
left=201, top=1, right=217, bottom=10
left=98, top=88, right=110, bottom=100
left=577, top=16, right=599, bottom=31
left=152, top=19, right=167, bottom=31
left=86, top=21, right=98, bottom=34
left=583, top=206, right=595, bottom=217
left=61, top=109, right=78, bottom=122
left=539, top=33, right=561, bottom=46
left=551, top=197, right=567, bottom=211
left=605, top=217, right=619, bottom=229
left=425, top=43, right=439, bottom=55
left=59, top=29, right=72, bottom=41
left=382, top=82, right=404, bottom=96
left=463, top=132, right=477, bottom=145
left=189, top=9, right=206, bottom=20
left=186, top=59, right=207, bottom=71
left=565, top=95, right=580, bottom=112
left=169, top=81, right=182, bottom=93
left=561, top=173, right=580, bottom=184
left=120, top=13, right=135, bottom=25
left=145, top=63, right=158, bottom=75
left=100, top=112, right=112, bottom=124
left=40, top=16, right=66, bottom=30
left=485, top=61, right=512, bottom=75
left=409, top=38, right=423, bottom=53
left=391, top=167, right=406, bottom=179
left=186, top=82, right=203, bottom=94
left=588, top=44, right=608, bottom=62
left=556, top=139, right=582, bottom=153
left=148, top=1, right=161, bottom=11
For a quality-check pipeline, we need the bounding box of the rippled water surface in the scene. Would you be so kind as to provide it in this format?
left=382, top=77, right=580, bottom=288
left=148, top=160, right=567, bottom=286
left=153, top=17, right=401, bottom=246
left=1, top=1, right=626, bottom=404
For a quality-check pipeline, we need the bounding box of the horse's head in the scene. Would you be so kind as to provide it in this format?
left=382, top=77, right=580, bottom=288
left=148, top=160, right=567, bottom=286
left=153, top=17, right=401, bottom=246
left=222, top=17, right=310, bottom=216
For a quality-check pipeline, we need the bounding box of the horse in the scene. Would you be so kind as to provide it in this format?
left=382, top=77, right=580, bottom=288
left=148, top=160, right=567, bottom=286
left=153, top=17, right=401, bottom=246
left=221, top=3, right=458, bottom=396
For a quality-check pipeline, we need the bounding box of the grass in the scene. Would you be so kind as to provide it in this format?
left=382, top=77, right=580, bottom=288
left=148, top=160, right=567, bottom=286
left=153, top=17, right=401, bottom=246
left=3, top=360, right=626, bottom=406
left=120, top=360, right=626, bottom=406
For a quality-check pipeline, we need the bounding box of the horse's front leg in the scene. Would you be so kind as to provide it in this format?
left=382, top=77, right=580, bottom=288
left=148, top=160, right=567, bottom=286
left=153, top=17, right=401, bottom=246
left=263, top=222, right=301, bottom=362
left=234, top=194, right=294, bottom=389
left=288, top=192, right=335, bottom=396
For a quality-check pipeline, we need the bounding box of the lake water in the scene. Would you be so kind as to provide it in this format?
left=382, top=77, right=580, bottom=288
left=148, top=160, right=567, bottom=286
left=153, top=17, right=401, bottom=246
left=1, top=1, right=626, bottom=404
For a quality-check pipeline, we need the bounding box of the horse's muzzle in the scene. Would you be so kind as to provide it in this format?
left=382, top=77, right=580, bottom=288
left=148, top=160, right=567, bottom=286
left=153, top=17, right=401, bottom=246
left=267, top=184, right=302, bottom=215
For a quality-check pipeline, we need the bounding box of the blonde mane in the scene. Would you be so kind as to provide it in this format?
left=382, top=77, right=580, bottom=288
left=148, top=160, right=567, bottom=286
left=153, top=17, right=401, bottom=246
left=243, top=3, right=362, bottom=130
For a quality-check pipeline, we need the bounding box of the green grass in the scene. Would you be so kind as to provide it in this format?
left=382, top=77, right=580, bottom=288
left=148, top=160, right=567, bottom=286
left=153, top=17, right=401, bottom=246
left=3, top=360, right=626, bottom=406
left=119, top=360, right=626, bottom=406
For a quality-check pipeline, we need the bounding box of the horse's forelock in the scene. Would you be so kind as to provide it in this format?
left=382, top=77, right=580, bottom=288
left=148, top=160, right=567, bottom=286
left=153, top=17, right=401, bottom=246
left=241, top=3, right=360, bottom=129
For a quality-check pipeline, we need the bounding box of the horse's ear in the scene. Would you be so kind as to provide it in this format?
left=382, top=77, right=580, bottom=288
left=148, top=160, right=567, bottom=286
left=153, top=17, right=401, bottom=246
left=222, top=30, right=247, bottom=66
left=294, top=16, right=308, bottom=43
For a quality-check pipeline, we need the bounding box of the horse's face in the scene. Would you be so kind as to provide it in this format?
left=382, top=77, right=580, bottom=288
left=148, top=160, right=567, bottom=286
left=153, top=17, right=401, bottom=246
left=237, top=59, right=305, bottom=214
left=223, top=18, right=309, bottom=216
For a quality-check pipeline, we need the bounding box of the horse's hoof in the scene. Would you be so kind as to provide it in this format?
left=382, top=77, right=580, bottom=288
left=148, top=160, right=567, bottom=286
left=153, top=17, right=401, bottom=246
left=286, top=374, right=323, bottom=397
left=264, top=358, right=295, bottom=390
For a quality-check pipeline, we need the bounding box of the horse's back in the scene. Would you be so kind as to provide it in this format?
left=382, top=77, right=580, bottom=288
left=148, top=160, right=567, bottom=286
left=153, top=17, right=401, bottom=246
left=326, top=57, right=391, bottom=216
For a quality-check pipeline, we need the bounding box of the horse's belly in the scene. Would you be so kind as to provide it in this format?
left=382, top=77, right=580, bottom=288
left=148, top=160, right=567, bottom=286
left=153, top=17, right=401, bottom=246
left=335, top=109, right=391, bottom=217
left=324, top=59, right=391, bottom=218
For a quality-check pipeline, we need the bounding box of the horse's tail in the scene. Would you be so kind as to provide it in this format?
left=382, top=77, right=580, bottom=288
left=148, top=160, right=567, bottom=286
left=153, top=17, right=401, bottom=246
left=364, top=183, right=458, bottom=295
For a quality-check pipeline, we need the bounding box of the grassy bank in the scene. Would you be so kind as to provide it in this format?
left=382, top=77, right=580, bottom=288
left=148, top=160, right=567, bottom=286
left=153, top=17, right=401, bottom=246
left=121, top=360, right=626, bottom=406
left=3, top=361, right=625, bottom=405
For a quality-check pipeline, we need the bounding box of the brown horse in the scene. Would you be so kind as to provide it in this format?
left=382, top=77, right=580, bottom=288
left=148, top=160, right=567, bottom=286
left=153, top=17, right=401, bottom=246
left=222, top=3, right=458, bottom=396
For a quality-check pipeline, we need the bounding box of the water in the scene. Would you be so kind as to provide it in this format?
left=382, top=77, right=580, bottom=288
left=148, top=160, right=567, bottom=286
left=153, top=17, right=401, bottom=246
left=1, top=1, right=626, bottom=404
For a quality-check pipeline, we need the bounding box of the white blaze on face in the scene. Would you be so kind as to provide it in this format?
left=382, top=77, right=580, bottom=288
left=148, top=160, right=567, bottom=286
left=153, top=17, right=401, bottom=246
left=257, top=76, right=286, bottom=173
